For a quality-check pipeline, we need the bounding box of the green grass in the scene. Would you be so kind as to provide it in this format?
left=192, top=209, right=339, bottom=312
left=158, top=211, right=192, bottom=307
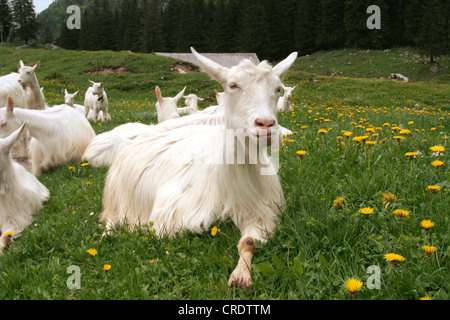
left=0, top=46, right=448, bottom=300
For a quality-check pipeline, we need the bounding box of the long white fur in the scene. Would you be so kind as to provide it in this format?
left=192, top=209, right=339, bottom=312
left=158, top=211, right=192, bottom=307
left=0, top=123, right=49, bottom=254
left=84, top=80, right=111, bottom=122
left=18, top=61, right=47, bottom=110
left=0, top=73, right=26, bottom=110
left=0, top=97, right=96, bottom=176
left=64, top=89, right=97, bottom=121
left=101, top=47, right=297, bottom=289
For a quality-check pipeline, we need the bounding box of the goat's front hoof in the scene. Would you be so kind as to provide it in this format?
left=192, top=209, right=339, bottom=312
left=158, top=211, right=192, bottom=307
left=228, top=268, right=252, bottom=291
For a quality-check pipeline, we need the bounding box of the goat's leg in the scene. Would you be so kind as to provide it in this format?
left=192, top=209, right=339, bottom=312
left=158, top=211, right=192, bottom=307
left=228, top=235, right=257, bottom=290
left=84, top=104, right=90, bottom=119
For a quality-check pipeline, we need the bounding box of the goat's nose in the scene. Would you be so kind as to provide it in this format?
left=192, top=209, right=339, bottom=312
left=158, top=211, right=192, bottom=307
left=255, top=118, right=276, bottom=129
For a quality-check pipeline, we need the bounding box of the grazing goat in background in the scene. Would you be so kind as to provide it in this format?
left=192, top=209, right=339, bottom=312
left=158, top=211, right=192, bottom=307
left=101, top=47, right=298, bottom=290
left=18, top=61, right=47, bottom=110
left=277, top=84, right=298, bottom=112
left=0, top=97, right=96, bottom=176
left=84, top=80, right=111, bottom=122
left=155, top=86, right=185, bottom=123
left=0, top=123, right=49, bottom=254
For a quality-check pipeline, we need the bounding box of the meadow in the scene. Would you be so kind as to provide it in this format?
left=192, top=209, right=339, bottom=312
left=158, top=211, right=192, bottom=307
left=0, top=46, right=448, bottom=300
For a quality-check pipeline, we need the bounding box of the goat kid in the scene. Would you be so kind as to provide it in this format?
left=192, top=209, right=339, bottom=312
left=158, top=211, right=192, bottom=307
left=277, top=84, right=298, bottom=112
left=64, top=89, right=97, bottom=121
left=0, top=123, right=49, bottom=254
left=155, top=86, right=185, bottom=123
left=84, top=80, right=111, bottom=122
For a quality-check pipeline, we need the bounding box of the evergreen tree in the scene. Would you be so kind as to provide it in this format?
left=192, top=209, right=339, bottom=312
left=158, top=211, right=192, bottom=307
left=140, top=0, right=165, bottom=53
left=41, top=26, right=53, bottom=43
left=294, top=0, right=318, bottom=55
left=98, top=0, right=114, bottom=50
left=417, top=0, right=449, bottom=63
left=237, top=0, right=269, bottom=58
left=343, top=0, right=369, bottom=48
left=11, top=0, right=40, bottom=44
left=0, top=0, right=12, bottom=43
left=315, top=0, right=345, bottom=50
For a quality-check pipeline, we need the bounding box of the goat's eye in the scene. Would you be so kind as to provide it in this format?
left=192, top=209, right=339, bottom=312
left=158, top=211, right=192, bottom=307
left=229, top=83, right=239, bottom=90
left=276, top=87, right=282, bottom=94
left=1, top=122, right=6, bottom=128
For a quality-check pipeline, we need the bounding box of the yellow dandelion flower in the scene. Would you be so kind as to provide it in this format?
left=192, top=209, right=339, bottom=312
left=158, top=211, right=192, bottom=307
left=419, top=296, right=432, bottom=300
left=384, top=253, right=406, bottom=262
left=382, top=192, right=397, bottom=205
left=296, top=150, right=307, bottom=157
left=431, top=160, right=444, bottom=167
left=429, top=145, right=445, bottom=152
left=103, top=264, right=112, bottom=272
left=365, top=141, right=376, bottom=146
left=404, top=152, right=418, bottom=158
left=345, top=278, right=363, bottom=293
left=421, top=245, right=437, bottom=254
left=318, top=128, right=328, bottom=134
left=359, top=207, right=374, bottom=215
left=333, top=197, right=344, bottom=207
left=86, top=181, right=92, bottom=186
left=301, top=126, right=308, bottom=130
left=149, top=259, right=159, bottom=264
left=399, top=129, right=410, bottom=135
left=87, top=248, right=98, bottom=256
left=3, top=231, right=14, bottom=237
left=420, top=220, right=435, bottom=230
left=68, top=166, right=75, bottom=171
left=393, top=209, right=410, bottom=218
left=393, top=136, right=406, bottom=142
left=81, top=163, right=90, bottom=167
left=426, top=185, right=441, bottom=193
left=211, top=226, right=218, bottom=236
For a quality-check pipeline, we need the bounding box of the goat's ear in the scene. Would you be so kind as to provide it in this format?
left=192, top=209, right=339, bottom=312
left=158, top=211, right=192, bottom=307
left=190, top=47, right=229, bottom=85
left=273, top=52, right=298, bottom=78
left=64, top=89, right=68, bottom=95
left=155, top=86, right=163, bottom=103
left=293, top=84, right=298, bottom=91
left=6, top=96, right=14, bottom=114
left=74, top=91, right=79, bottom=96
left=89, top=80, right=95, bottom=85
left=19, top=60, right=25, bottom=69
left=32, top=61, right=40, bottom=71
left=1, top=123, right=26, bottom=154
left=100, top=82, right=103, bottom=88
left=174, top=87, right=186, bottom=102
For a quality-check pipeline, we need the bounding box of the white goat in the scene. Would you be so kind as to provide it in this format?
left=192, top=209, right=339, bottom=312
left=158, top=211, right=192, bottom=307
left=18, top=61, right=47, bottom=110
left=0, top=73, right=26, bottom=110
left=155, top=86, right=185, bottom=123
left=277, top=84, right=298, bottom=112
left=0, top=123, right=49, bottom=254
left=177, top=93, right=202, bottom=115
left=0, top=97, right=96, bottom=176
left=101, top=48, right=297, bottom=290
left=84, top=80, right=111, bottom=122
left=64, top=89, right=96, bottom=121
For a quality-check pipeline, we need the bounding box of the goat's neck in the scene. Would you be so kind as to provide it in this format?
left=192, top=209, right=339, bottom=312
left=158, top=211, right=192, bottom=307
left=24, top=76, right=45, bottom=109
left=12, top=108, right=56, bottom=139
left=0, top=156, right=15, bottom=194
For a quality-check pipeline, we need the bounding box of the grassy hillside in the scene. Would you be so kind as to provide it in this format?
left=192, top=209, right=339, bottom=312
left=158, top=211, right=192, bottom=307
left=0, top=46, right=448, bottom=300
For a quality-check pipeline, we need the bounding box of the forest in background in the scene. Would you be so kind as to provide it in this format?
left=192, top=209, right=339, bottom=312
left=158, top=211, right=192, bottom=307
left=0, top=0, right=449, bottom=62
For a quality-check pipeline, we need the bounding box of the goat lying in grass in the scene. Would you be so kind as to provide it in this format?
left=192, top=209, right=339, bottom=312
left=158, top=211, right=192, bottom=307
left=177, top=93, right=202, bottom=115
left=0, top=97, right=96, bottom=176
left=84, top=80, right=111, bottom=122
left=101, top=47, right=297, bottom=290
left=155, top=86, right=185, bottom=123
left=18, top=61, right=47, bottom=110
left=0, top=123, right=49, bottom=254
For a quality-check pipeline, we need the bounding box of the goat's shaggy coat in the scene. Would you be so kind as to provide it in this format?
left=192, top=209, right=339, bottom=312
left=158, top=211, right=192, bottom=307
left=0, top=97, right=96, bottom=176
left=0, top=73, right=26, bottom=110
left=101, top=48, right=297, bottom=289
left=0, top=123, right=49, bottom=254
